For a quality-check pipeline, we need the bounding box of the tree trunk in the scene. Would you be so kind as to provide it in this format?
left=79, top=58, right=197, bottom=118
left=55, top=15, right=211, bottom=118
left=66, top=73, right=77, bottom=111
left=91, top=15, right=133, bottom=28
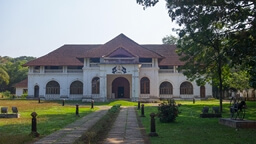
left=218, top=56, right=223, bottom=113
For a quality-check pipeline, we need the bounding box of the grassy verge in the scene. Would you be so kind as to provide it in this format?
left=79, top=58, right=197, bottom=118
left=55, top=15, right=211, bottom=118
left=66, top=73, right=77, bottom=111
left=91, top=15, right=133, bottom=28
left=0, top=100, right=98, bottom=144
left=75, top=104, right=121, bottom=144
left=138, top=99, right=256, bottom=144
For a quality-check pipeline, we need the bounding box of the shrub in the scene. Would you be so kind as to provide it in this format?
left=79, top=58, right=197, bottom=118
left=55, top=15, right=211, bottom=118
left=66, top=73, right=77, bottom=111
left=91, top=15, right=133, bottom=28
left=0, top=90, right=12, bottom=98
left=158, top=99, right=179, bottom=123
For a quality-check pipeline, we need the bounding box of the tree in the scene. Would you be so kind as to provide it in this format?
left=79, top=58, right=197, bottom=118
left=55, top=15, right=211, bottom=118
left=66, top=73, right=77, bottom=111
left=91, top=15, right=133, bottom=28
left=162, top=35, right=178, bottom=45
left=0, top=56, right=35, bottom=93
left=0, top=66, right=9, bottom=85
left=137, top=0, right=256, bottom=112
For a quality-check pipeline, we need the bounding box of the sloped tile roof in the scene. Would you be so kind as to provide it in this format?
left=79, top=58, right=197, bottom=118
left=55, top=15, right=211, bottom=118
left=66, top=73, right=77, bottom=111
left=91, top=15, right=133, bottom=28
left=24, top=45, right=100, bottom=66
left=24, top=34, right=184, bottom=66
left=143, top=44, right=185, bottom=66
left=14, top=78, right=28, bottom=88
left=81, top=34, right=163, bottom=58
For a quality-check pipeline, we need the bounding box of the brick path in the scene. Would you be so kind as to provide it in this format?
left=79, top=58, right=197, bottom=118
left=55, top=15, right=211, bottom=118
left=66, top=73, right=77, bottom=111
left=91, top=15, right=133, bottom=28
left=103, top=107, right=145, bottom=144
left=34, top=107, right=109, bottom=144
left=34, top=106, right=145, bottom=144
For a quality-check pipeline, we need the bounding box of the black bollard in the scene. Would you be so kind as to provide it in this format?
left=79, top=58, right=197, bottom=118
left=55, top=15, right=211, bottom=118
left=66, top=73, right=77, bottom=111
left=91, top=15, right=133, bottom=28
left=138, top=101, right=141, bottom=110
left=193, top=98, right=195, bottom=104
left=76, top=104, right=80, bottom=116
left=30, top=112, right=40, bottom=137
left=62, top=99, right=65, bottom=106
left=149, top=113, right=158, bottom=137
left=38, top=97, right=40, bottom=103
left=141, top=104, right=145, bottom=117
left=91, top=99, right=94, bottom=109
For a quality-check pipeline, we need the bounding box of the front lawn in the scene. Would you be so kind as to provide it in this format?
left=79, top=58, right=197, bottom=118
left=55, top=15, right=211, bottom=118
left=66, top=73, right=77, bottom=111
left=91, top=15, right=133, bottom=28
left=138, top=100, right=256, bottom=144
left=0, top=100, right=98, bottom=144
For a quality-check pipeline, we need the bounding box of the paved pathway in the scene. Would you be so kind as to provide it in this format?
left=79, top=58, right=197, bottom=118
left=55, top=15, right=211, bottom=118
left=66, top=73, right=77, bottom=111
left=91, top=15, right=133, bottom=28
left=104, top=107, right=145, bottom=144
left=34, top=106, right=145, bottom=144
left=34, top=107, right=109, bottom=144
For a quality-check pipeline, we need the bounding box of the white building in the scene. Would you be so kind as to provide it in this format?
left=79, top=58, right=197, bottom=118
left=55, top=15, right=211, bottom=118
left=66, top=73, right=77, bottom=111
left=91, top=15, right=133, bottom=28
left=24, top=34, right=212, bottom=101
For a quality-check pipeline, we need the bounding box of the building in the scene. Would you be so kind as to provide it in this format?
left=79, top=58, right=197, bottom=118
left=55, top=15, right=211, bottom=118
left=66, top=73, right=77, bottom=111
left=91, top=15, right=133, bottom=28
left=24, top=34, right=212, bottom=101
left=13, top=78, right=28, bottom=97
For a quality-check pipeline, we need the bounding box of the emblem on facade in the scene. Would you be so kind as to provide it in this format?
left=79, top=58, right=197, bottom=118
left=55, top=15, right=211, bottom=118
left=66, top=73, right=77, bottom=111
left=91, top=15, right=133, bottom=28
left=112, top=65, right=126, bottom=74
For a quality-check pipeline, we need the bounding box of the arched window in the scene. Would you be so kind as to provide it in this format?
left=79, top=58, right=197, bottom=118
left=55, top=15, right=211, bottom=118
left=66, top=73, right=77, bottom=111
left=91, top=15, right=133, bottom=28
left=46, top=81, right=60, bottom=94
left=92, top=77, right=100, bottom=94
left=180, top=82, right=193, bottom=94
left=140, top=77, right=150, bottom=94
left=70, top=81, right=83, bottom=94
left=160, top=82, right=173, bottom=94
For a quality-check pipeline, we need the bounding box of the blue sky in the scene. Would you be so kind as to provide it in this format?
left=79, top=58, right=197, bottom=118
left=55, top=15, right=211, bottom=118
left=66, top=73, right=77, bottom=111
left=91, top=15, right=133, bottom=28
left=0, top=0, right=178, bottom=58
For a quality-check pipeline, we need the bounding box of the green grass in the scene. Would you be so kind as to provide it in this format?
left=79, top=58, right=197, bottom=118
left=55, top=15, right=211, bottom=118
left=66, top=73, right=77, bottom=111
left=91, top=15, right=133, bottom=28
left=0, top=100, right=98, bottom=144
left=138, top=99, right=256, bottom=144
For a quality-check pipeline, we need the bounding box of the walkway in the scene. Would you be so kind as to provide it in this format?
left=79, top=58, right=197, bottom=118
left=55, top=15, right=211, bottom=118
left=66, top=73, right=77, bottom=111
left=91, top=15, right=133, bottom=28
left=104, top=107, right=145, bottom=144
left=34, top=106, right=146, bottom=144
left=34, top=107, right=109, bottom=144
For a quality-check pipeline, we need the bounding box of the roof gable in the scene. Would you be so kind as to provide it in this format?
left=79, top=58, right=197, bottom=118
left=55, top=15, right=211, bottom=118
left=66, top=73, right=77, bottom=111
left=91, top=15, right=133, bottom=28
left=81, top=34, right=163, bottom=58
left=106, top=47, right=136, bottom=57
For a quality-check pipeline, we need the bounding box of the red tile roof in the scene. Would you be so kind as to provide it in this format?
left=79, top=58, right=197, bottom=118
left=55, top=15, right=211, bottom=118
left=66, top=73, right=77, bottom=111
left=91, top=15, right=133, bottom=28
left=143, top=44, right=185, bottom=66
left=24, top=34, right=184, bottom=66
left=80, top=34, right=163, bottom=58
left=24, top=45, right=100, bottom=66
left=14, top=78, right=28, bottom=88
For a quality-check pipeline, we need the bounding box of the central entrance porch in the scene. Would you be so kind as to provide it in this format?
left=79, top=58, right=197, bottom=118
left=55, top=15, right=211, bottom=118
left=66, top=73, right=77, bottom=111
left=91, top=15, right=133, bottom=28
left=107, top=74, right=132, bottom=99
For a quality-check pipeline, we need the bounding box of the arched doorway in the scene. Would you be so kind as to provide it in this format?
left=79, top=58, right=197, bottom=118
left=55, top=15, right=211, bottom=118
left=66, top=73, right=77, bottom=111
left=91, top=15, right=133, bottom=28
left=34, top=85, right=39, bottom=98
left=200, top=86, right=205, bottom=98
left=112, top=77, right=130, bottom=98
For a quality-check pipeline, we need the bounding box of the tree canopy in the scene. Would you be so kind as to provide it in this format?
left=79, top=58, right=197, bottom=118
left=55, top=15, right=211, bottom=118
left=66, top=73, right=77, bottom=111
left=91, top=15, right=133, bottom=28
left=0, top=56, right=36, bottom=93
left=137, top=0, right=256, bottom=112
left=162, top=35, right=178, bottom=45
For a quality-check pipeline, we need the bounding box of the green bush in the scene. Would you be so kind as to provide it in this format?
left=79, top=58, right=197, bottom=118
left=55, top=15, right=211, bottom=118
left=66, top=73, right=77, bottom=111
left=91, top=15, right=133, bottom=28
left=158, top=99, right=179, bottom=123
left=21, top=93, right=28, bottom=98
left=0, top=91, right=12, bottom=98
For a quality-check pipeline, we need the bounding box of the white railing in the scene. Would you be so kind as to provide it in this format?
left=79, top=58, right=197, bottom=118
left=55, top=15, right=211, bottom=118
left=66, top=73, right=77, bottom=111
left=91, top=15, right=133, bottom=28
left=139, top=94, right=150, bottom=99
left=45, top=94, right=60, bottom=100
left=159, top=69, right=174, bottom=73
left=90, top=63, right=99, bottom=67
left=180, top=95, right=193, bottom=99
left=103, top=58, right=137, bottom=64
left=67, top=69, right=83, bottom=73
left=69, top=94, right=83, bottom=100
left=33, top=69, right=40, bottom=73
left=159, top=95, right=173, bottom=99
left=45, top=69, right=63, bottom=73
left=141, top=63, right=152, bottom=68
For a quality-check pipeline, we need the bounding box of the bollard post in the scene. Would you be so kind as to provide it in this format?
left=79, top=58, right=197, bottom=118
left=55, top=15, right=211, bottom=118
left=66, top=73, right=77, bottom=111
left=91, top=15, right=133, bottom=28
left=30, top=112, right=40, bottom=137
left=76, top=104, right=80, bottom=116
left=62, top=99, right=65, bottom=106
left=193, top=98, right=195, bottom=104
left=38, top=97, right=40, bottom=103
left=141, top=104, right=145, bottom=117
left=149, top=113, right=158, bottom=137
left=138, top=101, right=141, bottom=110
left=91, top=99, right=94, bottom=109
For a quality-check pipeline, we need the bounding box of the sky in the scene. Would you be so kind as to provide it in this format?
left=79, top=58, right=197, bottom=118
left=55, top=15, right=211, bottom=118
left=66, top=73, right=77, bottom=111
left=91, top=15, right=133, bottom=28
left=0, top=0, right=179, bottom=58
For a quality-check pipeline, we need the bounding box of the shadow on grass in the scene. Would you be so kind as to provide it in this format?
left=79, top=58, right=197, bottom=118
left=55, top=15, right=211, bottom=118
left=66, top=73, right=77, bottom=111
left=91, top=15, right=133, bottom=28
left=0, top=111, right=94, bottom=144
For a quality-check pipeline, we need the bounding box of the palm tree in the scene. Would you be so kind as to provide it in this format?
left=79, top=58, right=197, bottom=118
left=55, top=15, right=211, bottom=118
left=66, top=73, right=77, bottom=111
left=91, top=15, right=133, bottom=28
left=0, top=66, right=9, bottom=85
